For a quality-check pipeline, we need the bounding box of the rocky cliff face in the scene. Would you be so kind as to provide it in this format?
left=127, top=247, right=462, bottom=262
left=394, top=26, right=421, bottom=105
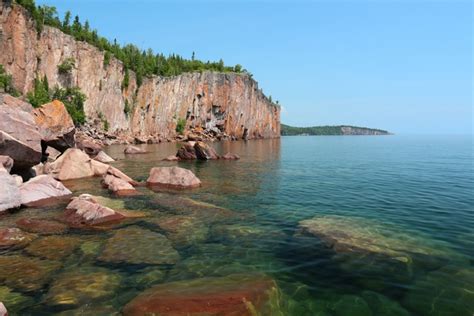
left=0, top=3, right=280, bottom=140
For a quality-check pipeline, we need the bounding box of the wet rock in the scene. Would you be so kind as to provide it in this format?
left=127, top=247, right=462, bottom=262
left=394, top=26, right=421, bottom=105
left=98, top=226, right=179, bottom=265
left=0, top=97, right=42, bottom=170
left=19, top=175, right=72, bottom=206
left=176, top=142, right=197, bottom=160
left=0, top=255, right=61, bottom=292
left=102, top=174, right=138, bottom=196
left=63, top=194, right=125, bottom=228
left=163, top=155, right=179, bottom=161
left=147, top=166, right=201, bottom=189
left=25, top=235, right=81, bottom=260
left=93, top=150, right=115, bottom=163
left=0, top=227, right=36, bottom=250
left=194, top=141, right=219, bottom=160
left=0, top=168, right=21, bottom=212
left=16, top=218, right=68, bottom=235
left=122, top=273, right=280, bottom=316
left=32, top=100, right=75, bottom=153
left=403, top=266, right=474, bottom=316
left=221, top=152, right=240, bottom=160
left=0, top=155, right=13, bottom=172
left=124, top=145, right=146, bottom=154
left=0, top=286, right=35, bottom=314
left=44, top=267, right=122, bottom=309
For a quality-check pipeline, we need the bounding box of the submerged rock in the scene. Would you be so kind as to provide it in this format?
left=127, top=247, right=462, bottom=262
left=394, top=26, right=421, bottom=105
left=0, top=168, right=21, bottom=212
left=149, top=215, right=209, bottom=248
left=124, top=145, right=146, bottom=154
left=19, top=175, right=72, bottom=206
left=0, top=286, right=35, bottom=314
left=361, top=291, right=410, bottom=316
left=98, top=226, right=179, bottom=265
left=221, top=152, right=240, bottom=160
left=147, top=166, right=201, bottom=189
left=63, top=194, right=125, bottom=228
left=0, top=227, right=36, bottom=250
left=102, top=174, right=138, bottom=196
left=163, top=154, right=180, bottom=161
left=0, top=255, right=61, bottom=292
left=32, top=100, right=75, bottom=153
left=194, top=141, right=219, bottom=160
left=403, top=266, right=474, bottom=316
left=16, top=218, right=68, bottom=235
left=25, top=235, right=81, bottom=260
left=44, top=267, right=122, bottom=309
left=122, top=273, right=280, bottom=316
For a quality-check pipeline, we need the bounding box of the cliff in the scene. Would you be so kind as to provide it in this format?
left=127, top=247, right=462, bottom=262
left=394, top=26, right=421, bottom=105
left=0, top=3, right=280, bottom=140
left=281, top=124, right=390, bottom=136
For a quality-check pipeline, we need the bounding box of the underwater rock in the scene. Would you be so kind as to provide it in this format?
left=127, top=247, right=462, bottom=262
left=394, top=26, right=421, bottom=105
left=25, top=235, right=81, bottom=260
left=44, top=267, right=122, bottom=309
left=124, top=145, right=146, bottom=154
left=163, top=154, right=180, bottom=161
left=101, top=174, right=138, bottom=196
left=147, top=166, right=201, bottom=189
left=19, top=175, right=72, bottom=206
left=221, top=152, right=240, bottom=160
left=54, top=305, right=120, bottom=316
left=16, top=218, right=68, bottom=235
left=211, top=223, right=283, bottom=242
left=63, top=194, right=125, bottom=228
left=0, top=255, right=61, bottom=292
left=98, top=226, right=180, bottom=265
left=403, top=266, right=474, bottom=316
left=0, top=286, right=35, bottom=313
left=130, top=267, right=167, bottom=289
left=148, top=215, right=209, bottom=248
left=361, top=291, right=410, bottom=316
left=194, top=141, right=219, bottom=160
left=0, top=227, right=36, bottom=250
left=122, top=273, right=280, bottom=316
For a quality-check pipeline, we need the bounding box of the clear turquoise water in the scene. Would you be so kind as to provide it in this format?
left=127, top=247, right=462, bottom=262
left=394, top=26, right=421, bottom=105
left=1, top=135, right=473, bottom=315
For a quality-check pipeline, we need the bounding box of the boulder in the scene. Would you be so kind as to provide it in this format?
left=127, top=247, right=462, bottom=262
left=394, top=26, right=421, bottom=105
left=98, top=226, right=180, bottom=265
left=25, top=235, right=81, bottom=261
left=0, top=155, right=13, bottom=172
left=76, top=137, right=102, bottom=157
left=19, top=175, right=72, bottom=206
left=102, top=174, right=138, bottom=196
left=63, top=194, right=125, bottom=228
left=0, top=100, right=42, bottom=170
left=194, top=141, right=219, bottom=160
left=0, top=302, right=6, bottom=316
left=124, top=145, right=146, bottom=154
left=16, top=218, right=68, bottom=235
left=147, top=167, right=201, bottom=189
left=122, top=274, right=279, bottom=316
left=106, top=166, right=137, bottom=185
left=94, top=150, right=115, bottom=163
left=46, top=147, right=61, bottom=161
left=44, top=148, right=117, bottom=181
left=221, top=152, right=240, bottom=160
left=0, top=168, right=21, bottom=212
left=0, top=227, right=36, bottom=250
left=176, top=143, right=197, bottom=160
left=32, top=100, right=75, bottom=153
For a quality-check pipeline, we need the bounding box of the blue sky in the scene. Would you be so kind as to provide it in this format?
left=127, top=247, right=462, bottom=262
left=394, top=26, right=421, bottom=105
left=37, top=0, right=472, bottom=134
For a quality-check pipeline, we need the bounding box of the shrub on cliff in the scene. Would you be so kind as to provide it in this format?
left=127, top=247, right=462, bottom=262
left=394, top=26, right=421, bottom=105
left=27, top=76, right=50, bottom=107
left=58, top=58, right=75, bottom=74
left=176, top=118, right=186, bottom=134
left=0, top=64, right=20, bottom=96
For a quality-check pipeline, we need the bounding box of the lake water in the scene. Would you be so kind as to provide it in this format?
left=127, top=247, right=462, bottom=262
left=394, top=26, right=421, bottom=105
left=1, top=135, right=473, bottom=315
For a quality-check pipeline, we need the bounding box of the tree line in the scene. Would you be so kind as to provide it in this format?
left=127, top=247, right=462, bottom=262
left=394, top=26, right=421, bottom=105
left=280, top=124, right=389, bottom=136
left=13, top=0, right=247, bottom=85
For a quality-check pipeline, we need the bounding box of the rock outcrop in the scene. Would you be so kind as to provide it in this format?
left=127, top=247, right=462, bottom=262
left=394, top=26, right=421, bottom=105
left=0, top=3, right=280, bottom=140
left=147, top=167, right=201, bottom=189
left=19, top=175, right=72, bottom=206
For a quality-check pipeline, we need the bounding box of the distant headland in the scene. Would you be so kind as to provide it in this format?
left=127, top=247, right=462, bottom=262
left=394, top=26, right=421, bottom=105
left=281, top=124, right=391, bottom=136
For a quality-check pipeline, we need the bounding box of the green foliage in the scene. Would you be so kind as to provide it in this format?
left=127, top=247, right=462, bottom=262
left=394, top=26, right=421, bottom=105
left=57, top=57, right=75, bottom=74
left=175, top=118, right=186, bottom=134
left=280, top=124, right=389, bottom=136
left=27, top=75, right=50, bottom=107
left=13, top=0, right=245, bottom=79
left=122, top=68, right=129, bottom=90
left=124, top=99, right=131, bottom=115
left=52, top=86, right=86, bottom=125
left=0, top=64, right=20, bottom=96
left=97, top=111, right=109, bottom=131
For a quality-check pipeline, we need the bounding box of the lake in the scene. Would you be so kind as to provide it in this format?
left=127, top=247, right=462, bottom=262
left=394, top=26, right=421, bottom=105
left=1, top=135, right=473, bottom=315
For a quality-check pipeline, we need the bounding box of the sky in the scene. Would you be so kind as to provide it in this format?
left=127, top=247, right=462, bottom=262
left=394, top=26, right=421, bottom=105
left=36, top=0, right=473, bottom=135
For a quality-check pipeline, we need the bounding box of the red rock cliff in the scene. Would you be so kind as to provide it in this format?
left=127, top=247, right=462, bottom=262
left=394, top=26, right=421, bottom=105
left=0, top=3, right=280, bottom=140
